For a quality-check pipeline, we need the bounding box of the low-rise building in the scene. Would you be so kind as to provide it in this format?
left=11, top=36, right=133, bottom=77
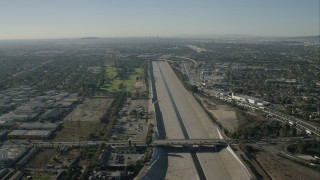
left=25, top=130, right=52, bottom=139
left=0, top=131, right=8, bottom=140
left=0, top=145, right=28, bottom=165
left=54, top=101, right=74, bottom=108
left=41, top=108, right=61, bottom=120
left=7, top=130, right=28, bottom=139
left=10, top=113, right=38, bottom=122
left=0, top=122, right=16, bottom=130
left=8, top=129, right=52, bottom=139
left=18, top=122, right=60, bottom=131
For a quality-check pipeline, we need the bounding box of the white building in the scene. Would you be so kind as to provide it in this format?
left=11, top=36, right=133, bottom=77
left=232, top=93, right=266, bottom=106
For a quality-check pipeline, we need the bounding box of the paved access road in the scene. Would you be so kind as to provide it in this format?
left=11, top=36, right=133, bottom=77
left=153, top=61, right=252, bottom=180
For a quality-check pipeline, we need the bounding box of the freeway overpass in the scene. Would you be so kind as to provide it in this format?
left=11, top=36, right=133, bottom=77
left=29, top=139, right=234, bottom=148
left=153, top=139, right=230, bottom=146
left=14, top=136, right=311, bottom=149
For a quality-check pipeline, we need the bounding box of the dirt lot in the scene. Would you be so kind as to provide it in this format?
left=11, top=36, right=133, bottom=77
left=133, top=80, right=146, bottom=92
left=65, top=98, right=113, bottom=122
left=256, top=149, right=320, bottom=180
left=51, top=149, right=80, bottom=167
left=235, top=110, right=263, bottom=128
left=201, top=97, right=239, bottom=132
left=27, top=149, right=57, bottom=168
left=53, top=98, right=113, bottom=141
left=27, top=149, right=80, bottom=179
left=110, top=99, right=150, bottom=141
left=211, top=104, right=238, bottom=132
left=53, top=121, right=98, bottom=141
left=29, top=173, right=56, bottom=180
left=131, top=78, right=147, bottom=98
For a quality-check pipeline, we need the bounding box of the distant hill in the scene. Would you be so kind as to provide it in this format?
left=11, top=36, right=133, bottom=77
left=177, top=34, right=319, bottom=42
left=283, top=36, right=320, bottom=42
left=81, top=37, right=100, bottom=39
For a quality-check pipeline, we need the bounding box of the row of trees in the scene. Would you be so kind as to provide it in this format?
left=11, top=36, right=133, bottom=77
left=230, top=121, right=299, bottom=139
left=98, top=91, right=127, bottom=139
left=287, top=139, right=320, bottom=156
left=146, top=123, right=154, bottom=146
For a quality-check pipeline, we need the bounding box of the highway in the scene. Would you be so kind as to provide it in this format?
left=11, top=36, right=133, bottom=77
left=153, top=61, right=251, bottom=180
left=174, top=56, right=198, bottom=66
left=202, top=89, right=320, bottom=137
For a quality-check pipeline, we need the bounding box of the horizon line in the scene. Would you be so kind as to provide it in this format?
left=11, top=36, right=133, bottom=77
left=0, top=34, right=319, bottom=41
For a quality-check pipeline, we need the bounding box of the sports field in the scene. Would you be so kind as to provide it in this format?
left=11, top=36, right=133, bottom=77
left=101, top=66, right=144, bottom=92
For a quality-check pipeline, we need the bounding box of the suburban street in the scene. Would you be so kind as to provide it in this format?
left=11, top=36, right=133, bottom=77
left=153, top=61, right=251, bottom=180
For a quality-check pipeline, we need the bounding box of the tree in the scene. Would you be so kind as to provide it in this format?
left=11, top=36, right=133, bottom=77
left=297, top=140, right=307, bottom=154
left=128, top=139, right=132, bottom=147
left=81, top=168, right=89, bottom=180
left=239, top=140, right=245, bottom=151
left=119, top=83, right=125, bottom=90
left=291, top=123, right=297, bottom=136
left=281, top=122, right=291, bottom=137
left=146, top=124, right=154, bottom=146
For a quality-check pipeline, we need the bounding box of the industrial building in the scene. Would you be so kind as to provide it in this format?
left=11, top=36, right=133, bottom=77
left=0, top=145, right=28, bottom=165
left=0, top=131, right=8, bottom=140
left=18, top=122, right=60, bottom=131
left=7, top=130, right=27, bottom=139
left=0, top=122, right=16, bottom=130
left=54, top=101, right=74, bottom=108
left=25, top=130, right=53, bottom=139
left=15, top=147, right=39, bottom=167
left=9, top=113, right=38, bottom=122
left=8, top=129, right=52, bottom=139
left=40, top=108, right=61, bottom=120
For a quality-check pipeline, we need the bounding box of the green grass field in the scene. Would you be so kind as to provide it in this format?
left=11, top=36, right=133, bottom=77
left=106, top=66, right=118, bottom=79
left=101, top=66, right=144, bottom=93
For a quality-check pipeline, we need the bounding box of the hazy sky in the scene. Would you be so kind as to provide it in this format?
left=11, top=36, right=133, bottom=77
left=0, top=0, right=319, bottom=39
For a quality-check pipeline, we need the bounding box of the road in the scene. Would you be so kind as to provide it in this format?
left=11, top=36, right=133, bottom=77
left=171, top=56, right=201, bottom=86
left=174, top=56, right=198, bottom=66
left=153, top=61, right=251, bottom=180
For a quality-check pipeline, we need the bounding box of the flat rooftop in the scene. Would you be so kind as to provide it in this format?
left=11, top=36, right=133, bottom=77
left=0, top=145, right=27, bottom=162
